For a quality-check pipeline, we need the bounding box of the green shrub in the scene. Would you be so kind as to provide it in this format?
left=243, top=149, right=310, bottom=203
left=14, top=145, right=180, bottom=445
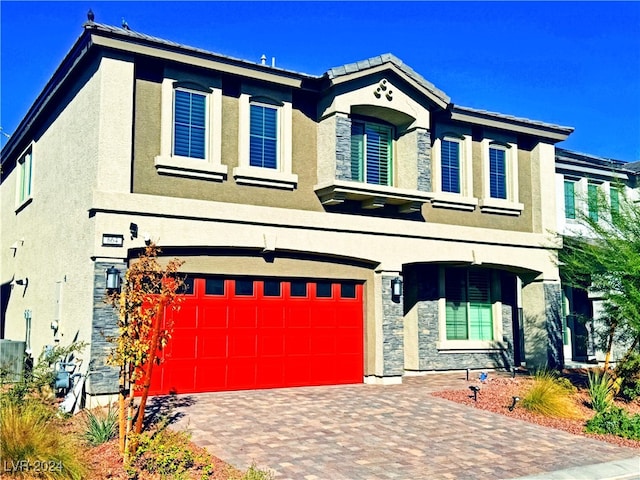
left=614, top=352, right=640, bottom=401
left=587, top=369, right=616, bottom=412
left=585, top=406, right=640, bottom=440
left=84, top=405, right=118, bottom=446
left=520, top=370, right=581, bottom=419
left=240, top=463, right=275, bottom=480
left=128, top=426, right=214, bottom=479
left=0, top=401, right=87, bottom=479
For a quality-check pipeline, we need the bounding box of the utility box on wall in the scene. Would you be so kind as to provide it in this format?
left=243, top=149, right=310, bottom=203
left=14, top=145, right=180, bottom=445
left=0, top=340, right=26, bottom=382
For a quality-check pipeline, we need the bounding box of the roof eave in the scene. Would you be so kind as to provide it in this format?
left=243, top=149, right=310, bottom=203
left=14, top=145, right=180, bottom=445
left=451, top=106, right=574, bottom=142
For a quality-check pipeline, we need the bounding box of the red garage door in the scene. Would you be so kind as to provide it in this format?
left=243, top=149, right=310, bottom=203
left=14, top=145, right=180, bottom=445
left=147, top=277, right=364, bottom=395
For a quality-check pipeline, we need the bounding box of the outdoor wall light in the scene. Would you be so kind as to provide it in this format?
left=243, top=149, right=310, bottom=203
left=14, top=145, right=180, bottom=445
left=469, top=385, right=481, bottom=402
left=106, top=266, right=121, bottom=292
left=509, top=396, right=520, bottom=411
left=391, top=277, right=403, bottom=298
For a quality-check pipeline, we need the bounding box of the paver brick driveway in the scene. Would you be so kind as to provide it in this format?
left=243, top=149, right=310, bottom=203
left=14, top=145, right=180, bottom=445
left=171, top=373, right=639, bottom=479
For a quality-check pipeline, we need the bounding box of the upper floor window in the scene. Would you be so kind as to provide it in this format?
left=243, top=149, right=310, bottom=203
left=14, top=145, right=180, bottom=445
left=17, top=149, right=33, bottom=206
left=610, top=185, right=620, bottom=216
left=588, top=183, right=599, bottom=221
left=440, top=139, right=461, bottom=194
left=479, top=137, right=522, bottom=216
left=350, top=120, right=393, bottom=186
left=249, top=103, right=278, bottom=169
left=233, top=93, right=297, bottom=190
left=489, top=146, right=507, bottom=199
left=173, top=89, right=206, bottom=159
left=564, top=180, right=576, bottom=219
left=445, top=268, right=494, bottom=341
left=154, top=78, right=225, bottom=181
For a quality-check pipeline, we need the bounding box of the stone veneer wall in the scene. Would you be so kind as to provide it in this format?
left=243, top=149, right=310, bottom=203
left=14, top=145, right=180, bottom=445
left=544, top=282, right=564, bottom=369
left=335, top=115, right=352, bottom=181
left=86, top=261, right=126, bottom=395
left=416, top=128, right=432, bottom=192
left=381, top=274, right=405, bottom=376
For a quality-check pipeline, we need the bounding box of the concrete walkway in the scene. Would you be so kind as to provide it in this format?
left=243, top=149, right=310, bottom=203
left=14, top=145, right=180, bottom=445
left=171, top=373, right=640, bottom=480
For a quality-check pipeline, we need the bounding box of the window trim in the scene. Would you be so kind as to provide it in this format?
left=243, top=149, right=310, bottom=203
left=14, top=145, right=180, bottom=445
left=437, top=267, right=503, bottom=350
left=15, top=145, right=34, bottom=212
left=154, top=78, right=226, bottom=181
left=479, top=137, right=524, bottom=216
left=233, top=93, right=297, bottom=190
left=431, top=131, right=477, bottom=211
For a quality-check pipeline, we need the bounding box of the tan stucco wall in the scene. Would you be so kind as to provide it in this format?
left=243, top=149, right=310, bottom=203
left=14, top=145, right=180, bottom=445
left=132, top=73, right=324, bottom=211
left=1, top=55, right=135, bottom=362
left=422, top=140, right=540, bottom=232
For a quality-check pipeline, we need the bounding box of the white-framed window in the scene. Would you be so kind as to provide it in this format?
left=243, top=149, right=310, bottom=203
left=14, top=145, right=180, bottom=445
left=588, top=182, right=601, bottom=221
left=438, top=266, right=503, bottom=350
left=16, top=147, right=34, bottom=209
left=479, top=137, right=523, bottom=215
left=249, top=102, right=279, bottom=169
left=233, top=94, right=297, bottom=190
left=350, top=119, right=393, bottom=186
left=431, top=128, right=476, bottom=211
left=564, top=179, right=577, bottom=219
left=154, top=78, right=226, bottom=181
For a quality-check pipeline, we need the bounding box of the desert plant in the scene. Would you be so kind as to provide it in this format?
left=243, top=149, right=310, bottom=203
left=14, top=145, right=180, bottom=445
left=0, top=401, right=87, bottom=479
left=241, top=463, right=275, bottom=480
left=585, top=406, right=640, bottom=440
left=614, top=351, right=640, bottom=401
left=587, top=369, right=617, bottom=412
left=84, top=405, right=118, bottom=446
left=520, top=370, right=582, bottom=419
left=128, top=425, right=214, bottom=479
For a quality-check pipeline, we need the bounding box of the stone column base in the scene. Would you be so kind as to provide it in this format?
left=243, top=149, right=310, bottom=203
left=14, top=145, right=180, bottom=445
left=364, top=375, right=403, bottom=385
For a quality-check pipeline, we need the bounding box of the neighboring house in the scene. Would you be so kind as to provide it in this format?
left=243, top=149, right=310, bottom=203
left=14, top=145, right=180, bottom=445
left=1, top=22, right=574, bottom=403
left=555, top=148, right=640, bottom=363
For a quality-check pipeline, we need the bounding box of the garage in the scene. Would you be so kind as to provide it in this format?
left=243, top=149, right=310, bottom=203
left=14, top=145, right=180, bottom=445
left=148, top=276, right=364, bottom=395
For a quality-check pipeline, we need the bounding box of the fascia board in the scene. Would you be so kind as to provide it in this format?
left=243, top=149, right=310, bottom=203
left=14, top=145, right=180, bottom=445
left=450, top=110, right=572, bottom=142
left=91, top=35, right=303, bottom=88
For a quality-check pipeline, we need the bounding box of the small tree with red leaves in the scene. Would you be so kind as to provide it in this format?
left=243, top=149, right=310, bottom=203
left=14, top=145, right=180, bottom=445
left=106, top=243, right=184, bottom=460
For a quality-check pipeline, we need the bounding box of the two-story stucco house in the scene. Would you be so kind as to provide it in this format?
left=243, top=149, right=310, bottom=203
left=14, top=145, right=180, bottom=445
left=555, top=148, right=639, bottom=364
left=1, top=22, right=574, bottom=403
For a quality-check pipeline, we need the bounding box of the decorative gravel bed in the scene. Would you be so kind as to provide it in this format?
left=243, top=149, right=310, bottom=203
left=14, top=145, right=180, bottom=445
left=431, top=372, right=640, bottom=450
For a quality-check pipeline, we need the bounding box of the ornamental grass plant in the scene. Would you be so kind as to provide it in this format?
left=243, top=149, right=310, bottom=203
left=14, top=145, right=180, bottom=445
left=0, top=401, right=87, bottom=479
left=520, top=369, right=582, bottom=419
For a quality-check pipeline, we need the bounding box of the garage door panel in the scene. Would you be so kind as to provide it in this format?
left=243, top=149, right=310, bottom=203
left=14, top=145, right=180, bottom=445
left=258, top=335, right=285, bottom=356
left=285, top=334, right=310, bottom=355
left=173, top=305, right=198, bottom=328
left=310, top=306, right=336, bottom=328
left=166, top=332, right=197, bottom=360
left=200, top=306, right=228, bottom=328
left=260, top=306, right=285, bottom=328
left=163, top=360, right=197, bottom=393
left=227, top=358, right=257, bottom=389
left=256, top=359, right=284, bottom=387
left=199, top=333, right=227, bottom=359
left=310, top=334, right=336, bottom=355
left=284, top=359, right=310, bottom=386
left=231, top=306, right=258, bottom=328
left=229, top=334, right=257, bottom=357
left=287, top=306, right=310, bottom=328
left=195, top=360, right=227, bottom=390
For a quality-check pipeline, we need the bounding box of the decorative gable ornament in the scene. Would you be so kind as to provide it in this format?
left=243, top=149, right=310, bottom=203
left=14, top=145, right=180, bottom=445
left=373, top=79, right=393, bottom=101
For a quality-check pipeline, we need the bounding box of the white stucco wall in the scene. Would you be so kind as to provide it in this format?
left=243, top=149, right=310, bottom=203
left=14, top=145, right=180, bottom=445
left=1, top=55, right=134, bottom=367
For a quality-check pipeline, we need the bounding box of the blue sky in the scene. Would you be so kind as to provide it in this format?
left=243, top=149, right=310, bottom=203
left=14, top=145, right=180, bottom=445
left=2, top=1, right=639, bottom=161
